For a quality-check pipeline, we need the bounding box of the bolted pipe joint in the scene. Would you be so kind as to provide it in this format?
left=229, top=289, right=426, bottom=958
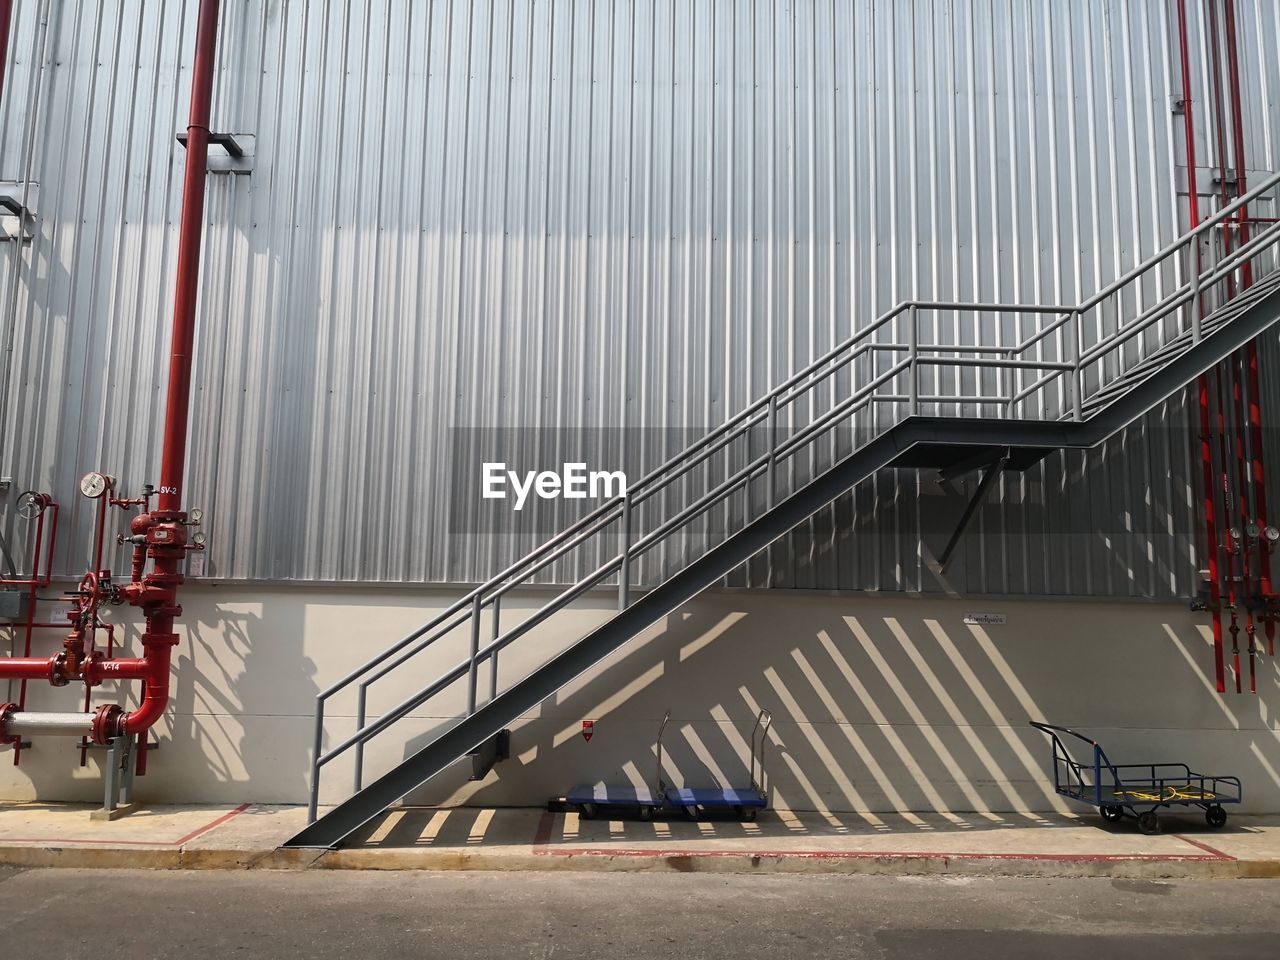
left=0, top=703, right=18, bottom=745
left=92, top=705, right=124, bottom=745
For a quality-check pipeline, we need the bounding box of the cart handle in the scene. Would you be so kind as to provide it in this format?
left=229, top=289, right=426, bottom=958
left=654, top=710, right=671, bottom=796
left=1029, top=720, right=1099, bottom=749
left=750, top=709, right=772, bottom=796
left=1030, top=720, right=1126, bottom=807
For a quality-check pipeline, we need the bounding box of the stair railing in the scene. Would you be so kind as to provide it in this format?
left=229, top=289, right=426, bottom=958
left=306, top=169, right=1280, bottom=823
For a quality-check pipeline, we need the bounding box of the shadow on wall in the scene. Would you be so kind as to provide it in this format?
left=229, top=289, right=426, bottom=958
left=395, top=593, right=1280, bottom=816
left=150, top=593, right=320, bottom=804
left=0, top=586, right=321, bottom=805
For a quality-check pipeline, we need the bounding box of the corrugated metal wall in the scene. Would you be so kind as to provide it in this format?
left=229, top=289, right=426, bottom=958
left=1, top=0, right=1277, bottom=595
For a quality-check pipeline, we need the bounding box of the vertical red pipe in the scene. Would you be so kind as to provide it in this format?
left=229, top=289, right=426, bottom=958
left=101, top=0, right=222, bottom=741
left=12, top=506, right=43, bottom=764
left=157, top=0, right=220, bottom=516
left=1224, top=0, right=1274, bottom=654
left=1178, top=0, right=1226, bottom=692
left=1216, top=372, right=1242, bottom=693
left=1231, top=358, right=1256, bottom=691
left=1222, top=0, right=1253, bottom=289
left=1246, top=344, right=1273, bottom=653
left=1206, top=0, right=1237, bottom=298
left=0, top=0, right=13, bottom=108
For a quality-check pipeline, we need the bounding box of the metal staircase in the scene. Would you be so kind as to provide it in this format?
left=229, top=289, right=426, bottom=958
left=284, top=172, right=1280, bottom=849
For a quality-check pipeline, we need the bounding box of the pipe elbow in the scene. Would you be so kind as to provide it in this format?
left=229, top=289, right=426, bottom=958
left=118, top=642, right=174, bottom=738
left=91, top=641, right=174, bottom=742
left=90, top=680, right=168, bottom=744
left=120, top=679, right=170, bottom=737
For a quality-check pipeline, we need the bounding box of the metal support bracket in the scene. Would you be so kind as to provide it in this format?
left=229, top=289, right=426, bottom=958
left=937, top=450, right=1010, bottom=572
left=0, top=181, right=39, bottom=242
left=176, top=131, right=255, bottom=175
left=466, top=728, right=510, bottom=781
left=90, top=735, right=137, bottom=821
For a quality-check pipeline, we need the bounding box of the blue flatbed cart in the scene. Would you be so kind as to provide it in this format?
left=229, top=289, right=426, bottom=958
left=1030, top=721, right=1241, bottom=835
left=667, top=710, right=772, bottom=823
left=563, top=712, right=670, bottom=821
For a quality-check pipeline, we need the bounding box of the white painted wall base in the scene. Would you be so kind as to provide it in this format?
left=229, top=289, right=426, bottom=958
left=3, top=585, right=1278, bottom=815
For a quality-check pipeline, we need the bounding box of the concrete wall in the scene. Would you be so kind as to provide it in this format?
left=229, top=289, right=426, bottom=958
left=4, top=584, right=1279, bottom=814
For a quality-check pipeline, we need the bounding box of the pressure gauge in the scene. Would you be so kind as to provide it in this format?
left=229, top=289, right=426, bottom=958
left=1267, top=526, right=1280, bottom=544
left=1229, top=526, right=1242, bottom=542
left=192, top=531, right=208, bottom=547
left=189, top=507, right=204, bottom=524
left=1247, top=521, right=1262, bottom=540
left=80, top=472, right=110, bottom=499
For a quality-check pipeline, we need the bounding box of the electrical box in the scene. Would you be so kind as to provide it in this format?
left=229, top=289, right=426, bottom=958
left=0, top=589, right=29, bottom=622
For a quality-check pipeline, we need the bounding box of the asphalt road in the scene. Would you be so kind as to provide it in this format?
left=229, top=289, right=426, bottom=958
left=2, top=868, right=1279, bottom=959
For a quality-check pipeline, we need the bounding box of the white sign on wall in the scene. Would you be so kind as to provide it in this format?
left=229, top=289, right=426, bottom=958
left=963, top=613, right=1006, bottom=625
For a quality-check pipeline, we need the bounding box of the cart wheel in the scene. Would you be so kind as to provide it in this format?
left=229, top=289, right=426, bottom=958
left=1205, top=805, right=1228, bottom=829
left=1101, top=805, right=1124, bottom=824
left=736, top=806, right=758, bottom=823
left=1138, top=811, right=1160, bottom=835
left=579, top=802, right=598, bottom=821
left=638, top=804, right=653, bottom=822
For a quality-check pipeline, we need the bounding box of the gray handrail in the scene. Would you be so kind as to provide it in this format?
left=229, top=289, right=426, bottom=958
left=306, top=171, right=1280, bottom=823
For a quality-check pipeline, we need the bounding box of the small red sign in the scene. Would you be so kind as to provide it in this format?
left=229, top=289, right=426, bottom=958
left=582, top=720, right=594, bottom=743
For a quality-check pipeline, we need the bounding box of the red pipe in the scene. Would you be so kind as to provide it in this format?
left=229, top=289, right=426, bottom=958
left=0, top=659, right=56, bottom=681
left=0, top=0, right=12, bottom=108
left=0, top=499, right=59, bottom=589
left=1206, top=0, right=1237, bottom=300
left=97, top=0, right=221, bottom=739
left=1231, top=354, right=1256, bottom=692
left=13, top=503, right=44, bottom=762
left=1222, top=0, right=1253, bottom=288
left=1246, top=343, right=1274, bottom=653
left=1178, top=0, right=1226, bottom=691
left=1223, top=0, right=1274, bottom=654
left=117, top=643, right=173, bottom=737
left=1215, top=370, right=1242, bottom=693
left=157, top=0, right=219, bottom=517
left=98, top=0, right=221, bottom=741
left=0, top=0, right=220, bottom=745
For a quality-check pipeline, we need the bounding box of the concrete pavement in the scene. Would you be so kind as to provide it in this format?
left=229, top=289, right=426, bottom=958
left=1, top=869, right=1279, bottom=959
left=3, top=802, right=1280, bottom=877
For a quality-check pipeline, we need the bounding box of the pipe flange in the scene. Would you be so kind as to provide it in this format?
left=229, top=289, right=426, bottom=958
left=0, top=703, right=18, bottom=745
left=80, top=652, right=104, bottom=689
left=91, top=704, right=123, bottom=745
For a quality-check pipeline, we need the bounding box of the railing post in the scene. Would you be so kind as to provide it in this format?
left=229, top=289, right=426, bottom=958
left=1066, top=310, right=1083, bottom=421
left=308, top=701, right=324, bottom=824
left=766, top=395, right=779, bottom=506
left=353, top=685, right=367, bottom=792
left=1093, top=744, right=1103, bottom=807
left=618, top=498, right=631, bottom=611
left=907, top=304, right=919, bottom=416
left=489, top=594, right=500, bottom=702
left=1189, top=239, right=1203, bottom=343
left=467, top=595, right=482, bottom=715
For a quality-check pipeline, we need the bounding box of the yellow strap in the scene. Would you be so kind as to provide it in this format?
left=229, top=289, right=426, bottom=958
left=1115, top=785, right=1216, bottom=803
